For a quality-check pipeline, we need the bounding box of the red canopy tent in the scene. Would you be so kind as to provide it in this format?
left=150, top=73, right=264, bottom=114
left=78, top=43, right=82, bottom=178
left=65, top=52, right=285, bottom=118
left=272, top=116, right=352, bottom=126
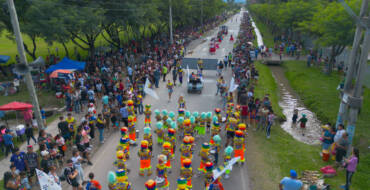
left=0, top=101, right=33, bottom=111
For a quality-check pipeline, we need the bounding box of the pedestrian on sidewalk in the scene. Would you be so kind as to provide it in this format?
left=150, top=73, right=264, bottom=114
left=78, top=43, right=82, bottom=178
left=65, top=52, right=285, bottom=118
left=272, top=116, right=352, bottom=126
left=3, top=129, right=14, bottom=157
left=24, top=145, right=39, bottom=185
left=167, top=80, right=174, bottom=102
left=58, top=116, right=71, bottom=144
left=172, top=67, right=178, bottom=86
left=10, top=147, right=26, bottom=174
left=25, top=124, right=37, bottom=145
left=178, top=67, right=184, bottom=86
left=96, top=114, right=106, bottom=144
left=162, top=65, right=168, bottom=82
left=71, top=150, right=86, bottom=185
left=266, top=110, right=275, bottom=139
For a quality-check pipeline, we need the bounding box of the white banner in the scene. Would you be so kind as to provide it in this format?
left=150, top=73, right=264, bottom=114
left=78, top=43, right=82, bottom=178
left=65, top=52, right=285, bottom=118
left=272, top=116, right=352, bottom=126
left=36, top=169, right=62, bottom=190
left=229, top=77, right=238, bottom=92
left=144, top=78, right=159, bottom=100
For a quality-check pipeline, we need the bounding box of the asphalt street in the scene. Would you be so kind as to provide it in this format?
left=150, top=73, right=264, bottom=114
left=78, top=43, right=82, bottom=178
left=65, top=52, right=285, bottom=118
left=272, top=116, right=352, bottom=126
left=83, top=12, right=251, bottom=190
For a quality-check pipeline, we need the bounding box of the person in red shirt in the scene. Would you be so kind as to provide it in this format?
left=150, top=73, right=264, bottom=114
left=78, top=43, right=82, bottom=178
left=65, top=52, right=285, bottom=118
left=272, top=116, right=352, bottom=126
left=86, top=172, right=102, bottom=190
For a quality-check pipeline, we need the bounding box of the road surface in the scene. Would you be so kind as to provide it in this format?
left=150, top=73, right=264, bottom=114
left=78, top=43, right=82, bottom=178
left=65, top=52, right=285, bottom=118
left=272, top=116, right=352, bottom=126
left=83, top=12, right=251, bottom=190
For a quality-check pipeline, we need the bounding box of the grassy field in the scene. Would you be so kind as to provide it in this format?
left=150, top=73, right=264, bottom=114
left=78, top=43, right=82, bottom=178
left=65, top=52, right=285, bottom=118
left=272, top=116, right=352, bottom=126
left=246, top=61, right=369, bottom=190
left=0, top=84, right=64, bottom=108
left=284, top=61, right=370, bottom=189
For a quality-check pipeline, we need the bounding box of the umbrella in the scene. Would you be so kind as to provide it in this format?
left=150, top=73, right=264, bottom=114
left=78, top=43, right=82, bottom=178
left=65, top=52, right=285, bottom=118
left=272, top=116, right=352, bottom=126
left=49, top=69, right=73, bottom=78
left=0, top=55, right=11, bottom=64
left=0, top=101, right=33, bottom=111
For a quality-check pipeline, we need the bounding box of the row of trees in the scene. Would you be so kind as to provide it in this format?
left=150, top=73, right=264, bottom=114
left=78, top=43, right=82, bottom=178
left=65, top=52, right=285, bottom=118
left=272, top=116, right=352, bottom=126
left=248, top=0, right=361, bottom=72
left=0, top=0, right=239, bottom=60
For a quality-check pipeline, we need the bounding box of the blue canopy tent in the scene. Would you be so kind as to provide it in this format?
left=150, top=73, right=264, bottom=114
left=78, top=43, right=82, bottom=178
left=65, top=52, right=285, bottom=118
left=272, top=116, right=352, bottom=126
left=45, top=57, right=86, bottom=74
left=0, top=55, right=11, bottom=64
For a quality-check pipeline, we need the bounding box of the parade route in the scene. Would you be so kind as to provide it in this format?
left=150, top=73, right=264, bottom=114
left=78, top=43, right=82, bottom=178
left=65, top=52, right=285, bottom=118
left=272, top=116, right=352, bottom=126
left=82, top=12, right=251, bottom=190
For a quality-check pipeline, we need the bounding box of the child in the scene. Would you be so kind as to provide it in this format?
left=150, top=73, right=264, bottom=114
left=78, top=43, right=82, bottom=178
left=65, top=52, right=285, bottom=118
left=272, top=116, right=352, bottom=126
left=20, top=171, right=31, bottom=190
left=86, top=172, right=102, bottom=190
left=292, top=109, right=298, bottom=126
left=298, top=114, right=308, bottom=136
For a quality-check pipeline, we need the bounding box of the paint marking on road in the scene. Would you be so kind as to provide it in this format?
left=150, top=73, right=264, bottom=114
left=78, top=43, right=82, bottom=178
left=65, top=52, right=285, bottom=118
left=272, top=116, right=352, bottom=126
left=240, top=165, right=249, bottom=190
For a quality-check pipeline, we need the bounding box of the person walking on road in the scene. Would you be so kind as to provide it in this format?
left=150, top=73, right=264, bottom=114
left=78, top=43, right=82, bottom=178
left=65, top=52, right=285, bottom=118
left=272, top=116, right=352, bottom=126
left=172, top=67, right=178, bottom=86
left=162, top=65, right=168, bottom=82
left=167, top=80, right=174, bottom=102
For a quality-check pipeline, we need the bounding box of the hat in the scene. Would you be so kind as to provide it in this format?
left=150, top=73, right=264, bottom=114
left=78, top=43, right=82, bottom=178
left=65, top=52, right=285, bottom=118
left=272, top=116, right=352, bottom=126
left=202, top=143, right=210, bottom=149
left=184, top=119, right=191, bottom=126
left=144, top=127, right=151, bottom=135
left=120, top=137, right=129, bottom=144
left=127, top=100, right=134, bottom=106
left=154, top=109, right=160, bottom=116
left=41, top=150, right=49, bottom=156
left=120, top=127, right=128, bottom=135
left=116, top=150, right=124, bottom=159
left=215, top=108, right=221, bottom=113
left=163, top=142, right=171, bottom=149
left=168, top=128, right=175, bottom=135
left=238, top=123, right=247, bottom=130
left=290, top=169, right=297, bottom=178
left=141, top=140, right=149, bottom=148
left=235, top=130, right=243, bottom=137
left=183, top=158, right=192, bottom=167
left=205, top=162, right=213, bottom=171
left=213, top=135, right=221, bottom=143
left=156, top=122, right=163, bottom=129
left=145, top=104, right=151, bottom=108
left=145, top=179, right=156, bottom=189
left=178, top=109, right=185, bottom=114
left=177, top=178, right=187, bottom=189
left=27, top=145, right=33, bottom=149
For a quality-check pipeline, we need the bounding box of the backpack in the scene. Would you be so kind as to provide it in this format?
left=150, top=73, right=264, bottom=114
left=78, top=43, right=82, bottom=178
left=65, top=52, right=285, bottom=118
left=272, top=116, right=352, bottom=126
left=25, top=152, right=38, bottom=168
left=61, top=167, right=72, bottom=184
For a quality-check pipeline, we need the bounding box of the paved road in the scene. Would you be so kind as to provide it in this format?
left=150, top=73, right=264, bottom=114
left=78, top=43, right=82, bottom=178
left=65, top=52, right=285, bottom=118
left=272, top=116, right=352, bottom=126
left=84, top=12, right=251, bottom=190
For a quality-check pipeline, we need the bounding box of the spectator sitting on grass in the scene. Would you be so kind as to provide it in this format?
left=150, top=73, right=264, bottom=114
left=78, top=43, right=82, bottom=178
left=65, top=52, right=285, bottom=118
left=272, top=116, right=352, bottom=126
left=279, top=169, right=303, bottom=190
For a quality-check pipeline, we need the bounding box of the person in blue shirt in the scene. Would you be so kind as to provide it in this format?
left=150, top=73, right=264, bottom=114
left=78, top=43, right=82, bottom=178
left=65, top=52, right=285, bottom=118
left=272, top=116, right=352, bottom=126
left=40, top=107, right=46, bottom=126
left=10, top=147, right=26, bottom=172
left=3, top=130, right=14, bottom=157
left=279, top=170, right=303, bottom=190
left=120, top=104, right=129, bottom=127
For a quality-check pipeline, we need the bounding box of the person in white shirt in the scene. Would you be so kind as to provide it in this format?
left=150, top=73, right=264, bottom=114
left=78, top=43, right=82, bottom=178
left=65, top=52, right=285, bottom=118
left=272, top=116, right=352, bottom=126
left=334, top=124, right=346, bottom=143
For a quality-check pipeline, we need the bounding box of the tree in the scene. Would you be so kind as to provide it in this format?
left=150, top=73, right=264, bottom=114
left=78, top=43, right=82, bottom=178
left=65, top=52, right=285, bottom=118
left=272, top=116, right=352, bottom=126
left=0, top=0, right=39, bottom=60
left=300, top=1, right=359, bottom=73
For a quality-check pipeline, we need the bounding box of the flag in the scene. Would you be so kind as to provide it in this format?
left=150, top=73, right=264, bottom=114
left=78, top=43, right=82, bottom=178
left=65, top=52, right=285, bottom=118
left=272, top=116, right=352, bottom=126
left=229, top=77, right=238, bottom=92
left=36, top=169, right=62, bottom=190
left=144, top=78, right=159, bottom=100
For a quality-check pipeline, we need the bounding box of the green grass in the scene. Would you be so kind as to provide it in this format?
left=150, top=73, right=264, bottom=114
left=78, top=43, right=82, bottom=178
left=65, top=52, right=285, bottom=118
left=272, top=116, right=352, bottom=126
left=247, top=61, right=369, bottom=190
left=284, top=60, right=370, bottom=189
left=0, top=84, right=64, bottom=108
left=254, top=62, right=284, bottom=119
left=253, top=18, right=274, bottom=48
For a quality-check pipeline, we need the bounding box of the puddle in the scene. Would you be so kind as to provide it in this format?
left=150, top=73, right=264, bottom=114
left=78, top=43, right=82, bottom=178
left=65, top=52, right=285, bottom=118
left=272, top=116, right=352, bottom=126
left=269, top=66, right=322, bottom=145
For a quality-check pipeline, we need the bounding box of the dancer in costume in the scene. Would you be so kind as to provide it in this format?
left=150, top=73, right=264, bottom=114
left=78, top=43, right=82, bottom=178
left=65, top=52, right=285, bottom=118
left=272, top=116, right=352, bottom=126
left=155, top=122, right=164, bottom=145
left=143, top=127, right=153, bottom=152
left=177, top=117, right=185, bottom=138
left=156, top=154, right=170, bottom=189
left=107, top=169, right=132, bottom=190
left=226, top=103, right=234, bottom=121
left=178, top=109, right=185, bottom=118
left=162, top=110, right=169, bottom=128
left=198, top=143, right=210, bottom=174
left=127, top=116, right=136, bottom=142
left=117, top=136, right=130, bottom=159
left=183, top=119, right=193, bottom=137
left=234, top=130, right=245, bottom=164
left=210, top=120, right=221, bottom=144
left=178, top=96, right=186, bottom=109
left=223, top=146, right=233, bottom=179
left=165, top=128, right=176, bottom=155
left=180, top=159, right=193, bottom=189
left=162, top=142, right=173, bottom=169
left=210, top=135, right=221, bottom=165
left=238, top=123, right=247, bottom=150
left=145, top=179, right=157, bottom=190
left=185, top=111, right=191, bottom=120
left=214, top=108, right=222, bottom=123
left=138, top=140, right=152, bottom=176
left=154, top=109, right=162, bottom=122
left=198, top=112, right=207, bottom=137
left=177, top=178, right=189, bottom=190
left=206, top=112, right=212, bottom=133
left=225, top=117, right=237, bottom=147
left=127, top=100, right=136, bottom=123
left=144, top=104, right=152, bottom=127
left=204, top=162, right=214, bottom=189
left=180, top=136, right=193, bottom=166
left=114, top=150, right=127, bottom=171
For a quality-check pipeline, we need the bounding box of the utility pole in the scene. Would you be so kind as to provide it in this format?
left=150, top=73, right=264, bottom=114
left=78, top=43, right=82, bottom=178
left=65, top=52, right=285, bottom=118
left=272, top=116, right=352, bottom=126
left=169, top=0, right=173, bottom=44
left=6, top=0, right=45, bottom=130
left=335, top=0, right=369, bottom=148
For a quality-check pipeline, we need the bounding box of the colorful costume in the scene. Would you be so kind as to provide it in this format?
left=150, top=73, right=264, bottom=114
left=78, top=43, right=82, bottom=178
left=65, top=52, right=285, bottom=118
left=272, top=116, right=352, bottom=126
left=117, top=135, right=130, bottom=159
left=138, top=140, right=152, bottom=176
left=107, top=169, right=131, bottom=190
left=177, top=117, right=184, bottom=131
left=177, top=177, right=189, bottom=190
left=234, top=130, right=245, bottom=163
left=204, top=162, right=214, bottom=189
left=145, top=179, right=157, bottom=190
left=226, top=103, right=234, bottom=120
left=162, top=142, right=172, bottom=169
left=155, top=122, right=164, bottom=145
left=114, top=150, right=127, bottom=171
left=156, top=154, right=169, bottom=188
left=198, top=112, right=207, bottom=136
left=210, top=121, right=221, bottom=144
left=180, top=136, right=193, bottom=166
left=206, top=112, right=212, bottom=133
left=127, top=100, right=136, bottom=123
left=162, top=110, right=169, bottom=128
left=180, top=159, right=193, bottom=189
left=154, top=109, right=162, bottom=122
left=178, top=109, right=185, bottom=118
left=223, top=146, right=234, bottom=179
left=127, top=116, right=136, bottom=142
left=143, top=127, right=153, bottom=152
left=198, top=143, right=210, bottom=173
left=183, top=119, right=193, bottom=136
left=144, top=104, right=152, bottom=126
left=238, top=123, right=247, bottom=149
left=165, top=128, right=176, bottom=155
left=215, top=108, right=222, bottom=123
